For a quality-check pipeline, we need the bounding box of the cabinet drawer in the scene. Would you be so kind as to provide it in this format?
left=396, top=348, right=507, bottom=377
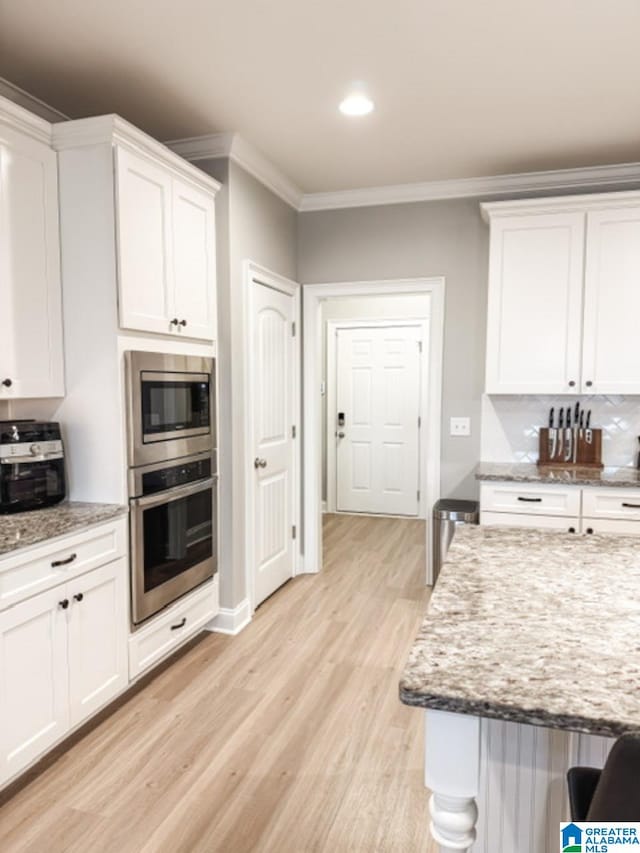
left=480, top=483, right=580, bottom=517
left=481, top=511, right=579, bottom=532
left=128, top=578, right=218, bottom=680
left=582, top=488, right=640, bottom=521
left=582, top=518, right=640, bottom=536
left=0, top=518, right=127, bottom=610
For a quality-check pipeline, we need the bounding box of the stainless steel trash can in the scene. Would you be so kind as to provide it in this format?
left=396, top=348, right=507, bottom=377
left=432, top=499, right=479, bottom=582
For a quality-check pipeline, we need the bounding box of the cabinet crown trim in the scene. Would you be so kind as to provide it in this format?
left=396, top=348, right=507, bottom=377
left=481, top=189, right=640, bottom=222
left=52, top=114, right=221, bottom=195
left=0, top=94, right=52, bottom=146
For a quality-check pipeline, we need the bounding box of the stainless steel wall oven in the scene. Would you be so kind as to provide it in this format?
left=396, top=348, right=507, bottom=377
left=126, top=352, right=217, bottom=626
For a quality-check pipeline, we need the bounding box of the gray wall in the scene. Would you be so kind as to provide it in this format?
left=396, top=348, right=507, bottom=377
left=297, top=198, right=489, bottom=500
left=197, top=158, right=297, bottom=609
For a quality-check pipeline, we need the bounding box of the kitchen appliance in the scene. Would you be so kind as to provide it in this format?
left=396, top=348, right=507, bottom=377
left=0, top=420, right=66, bottom=513
left=129, top=451, right=217, bottom=624
left=125, top=351, right=215, bottom=468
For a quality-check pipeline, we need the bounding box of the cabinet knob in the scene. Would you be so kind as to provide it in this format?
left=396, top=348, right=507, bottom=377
left=73, top=593, right=84, bottom=602
left=170, top=318, right=179, bottom=326
left=568, top=527, right=576, bottom=533
left=568, top=380, right=576, bottom=387
left=179, top=319, right=187, bottom=327
left=59, top=598, right=69, bottom=610
left=585, top=380, right=593, bottom=388
left=2, top=378, right=12, bottom=388
left=586, top=527, right=594, bottom=534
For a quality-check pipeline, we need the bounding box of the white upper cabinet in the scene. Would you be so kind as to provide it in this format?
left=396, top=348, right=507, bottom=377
left=582, top=205, right=640, bottom=395
left=115, top=144, right=218, bottom=341
left=0, top=115, right=64, bottom=398
left=482, top=192, right=640, bottom=395
left=485, top=211, right=585, bottom=394
left=116, top=147, right=174, bottom=336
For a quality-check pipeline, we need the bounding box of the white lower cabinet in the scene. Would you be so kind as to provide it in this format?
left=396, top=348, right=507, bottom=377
left=0, top=585, right=70, bottom=783
left=481, top=482, right=640, bottom=537
left=0, top=525, right=128, bottom=788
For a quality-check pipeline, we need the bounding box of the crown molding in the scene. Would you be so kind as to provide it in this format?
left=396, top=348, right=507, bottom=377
left=480, top=188, right=640, bottom=222
left=0, top=90, right=54, bottom=145
left=166, top=131, right=303, bottom=209
left=0, top=76, right=68, bottom=125
left=53, top=115, right=221, bottom=195
left=299, top=161, right=640, bottom=212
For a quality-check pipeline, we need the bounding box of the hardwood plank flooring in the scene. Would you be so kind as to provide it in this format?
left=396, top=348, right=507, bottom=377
left=0, top=513, right=435, bottom=852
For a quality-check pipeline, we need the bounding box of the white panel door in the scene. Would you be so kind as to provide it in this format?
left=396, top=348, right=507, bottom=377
left=0, top=126, right=64, bottom=398
left=485, top=212, right=585, bottom=394
left=336, top=326, right=421, bottom=516
left=252, top=283, right=296, bottom=607
left=115, top=146, right=174, bottom=335
left=172, top=177, right=217, bottom=340
left=67, top=560, right=128, bottom=727
left=0, top=586, right=69, bottom=784
left=582, top=205, right=640, bottom=394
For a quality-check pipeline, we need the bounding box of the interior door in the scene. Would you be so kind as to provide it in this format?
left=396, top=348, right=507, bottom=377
left=251, top=282, right=296, bottom=607
left=172, top=177, right=217, bottom=340
left=335, top=325, right=422, bottom=516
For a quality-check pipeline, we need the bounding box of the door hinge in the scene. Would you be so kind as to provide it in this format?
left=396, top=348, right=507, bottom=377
left=292, top=321, right=296, bottom=336
left=418, top=341, right=423, bottom=353
left=418, top=415, right=422, bottom=428
left=292, top=525, right=297, bottom=540
left=292, top=425, right=296, bottom=439
left=417, top=489, right=421, bottom=501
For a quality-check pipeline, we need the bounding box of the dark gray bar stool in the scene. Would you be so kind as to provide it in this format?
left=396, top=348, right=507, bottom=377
left=567, top=732, right=640, bottom=821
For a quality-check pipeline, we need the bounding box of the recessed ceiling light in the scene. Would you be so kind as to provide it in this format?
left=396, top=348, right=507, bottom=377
left=339, top=92, right=374, bottom=117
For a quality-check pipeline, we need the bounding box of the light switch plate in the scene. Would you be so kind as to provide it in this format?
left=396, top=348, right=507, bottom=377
left=450, top=416, right=471, bottom=437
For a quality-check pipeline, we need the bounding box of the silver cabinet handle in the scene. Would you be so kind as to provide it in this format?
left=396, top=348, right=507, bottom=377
left=254, top=457, right=267, bottom=469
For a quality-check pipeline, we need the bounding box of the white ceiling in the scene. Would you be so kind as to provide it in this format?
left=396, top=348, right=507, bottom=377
left=1, top=0, right=640, bottom=194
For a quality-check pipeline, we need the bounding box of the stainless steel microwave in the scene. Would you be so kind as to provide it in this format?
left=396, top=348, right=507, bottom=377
left=125, top=351, right=216, bottom=468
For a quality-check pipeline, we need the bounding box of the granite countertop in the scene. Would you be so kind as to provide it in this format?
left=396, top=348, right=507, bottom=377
left=476, top=461, right=640, bottom=488
left=400, top=525, right=640, bottom=737
left=0, top=501, right=128, bottom=558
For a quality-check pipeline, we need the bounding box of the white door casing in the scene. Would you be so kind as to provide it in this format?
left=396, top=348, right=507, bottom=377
left=247, top=265, right=300, bottom=609
left=334, top=325, right=422, bottom=516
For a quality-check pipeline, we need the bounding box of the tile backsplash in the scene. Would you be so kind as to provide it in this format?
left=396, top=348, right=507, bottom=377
left=481, top=395, right=640, bottom=468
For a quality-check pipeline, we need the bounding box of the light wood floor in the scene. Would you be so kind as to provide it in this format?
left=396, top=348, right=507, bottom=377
left=0, top=513, right=434, bottom=853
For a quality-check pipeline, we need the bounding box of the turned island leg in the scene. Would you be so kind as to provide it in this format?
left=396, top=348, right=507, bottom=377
left=424, top=710, right=481, bottom=852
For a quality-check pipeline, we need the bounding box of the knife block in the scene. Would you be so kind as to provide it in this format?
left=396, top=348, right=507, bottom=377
left=537, top=427, right=603, bottom=469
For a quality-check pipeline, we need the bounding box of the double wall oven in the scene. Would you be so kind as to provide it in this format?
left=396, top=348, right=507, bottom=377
left=126, top=352, right=217, bottom=626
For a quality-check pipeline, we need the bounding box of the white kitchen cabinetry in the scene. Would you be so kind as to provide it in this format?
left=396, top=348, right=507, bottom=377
left=0, top=518, right=128, bottom=787
left=54, top=116, right=220, bottom=343
left=0, top=102, right=64, bottom=398
left=482, top=191, right=640, bottom=396
left=481, top=483, right=640, bottom=537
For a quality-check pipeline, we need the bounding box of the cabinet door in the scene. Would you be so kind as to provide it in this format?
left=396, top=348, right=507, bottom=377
left=171, top=178, right=217, bottom=340
left=0, top=587, right=69, bottom=784
left=115, top=146, right=174, bottom=335
left=485, top=212, right=585, bottom=394
left=67, top=559, right=127, bottom=727
left=0, top=126, right=64, bottom=398
left=582, top=205, right=640, bottom=394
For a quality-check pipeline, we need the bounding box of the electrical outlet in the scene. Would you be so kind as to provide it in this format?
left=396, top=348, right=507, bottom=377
left=450, top=417, right=471, bottom=437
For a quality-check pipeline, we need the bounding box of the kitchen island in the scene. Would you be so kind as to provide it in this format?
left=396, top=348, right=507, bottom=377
left=400, top=525, right=640, bottom=852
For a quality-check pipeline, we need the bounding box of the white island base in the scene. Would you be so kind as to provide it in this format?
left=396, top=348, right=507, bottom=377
left=425, top=710, right=613, bottom=853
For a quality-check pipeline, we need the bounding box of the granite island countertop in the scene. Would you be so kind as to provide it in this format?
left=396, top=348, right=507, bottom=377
left=0, top=501, right=128, bottom=559
left=400, top=524, right=640, bottom=737
left=476, top=461, right=640, bottom=488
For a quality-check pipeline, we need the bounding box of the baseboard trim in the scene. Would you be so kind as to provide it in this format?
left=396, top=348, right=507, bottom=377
left=206, top=599, right=252, bottom=635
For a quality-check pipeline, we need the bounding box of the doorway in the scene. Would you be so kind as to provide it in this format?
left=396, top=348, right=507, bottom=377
left=327, top=321, right=427, bottom=517
left=244, top=262, right=301, bottom=609
left=303, top=278, right=445, bottom=585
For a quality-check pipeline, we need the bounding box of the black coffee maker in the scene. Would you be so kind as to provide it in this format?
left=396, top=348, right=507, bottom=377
left=0, top=420, right=66, bottom=513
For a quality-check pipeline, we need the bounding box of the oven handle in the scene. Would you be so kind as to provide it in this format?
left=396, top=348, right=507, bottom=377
left=131, top=476, right=217, bottom=510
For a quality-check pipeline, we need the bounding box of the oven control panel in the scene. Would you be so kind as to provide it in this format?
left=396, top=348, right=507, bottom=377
left=141, top=456, right=212, bottom=496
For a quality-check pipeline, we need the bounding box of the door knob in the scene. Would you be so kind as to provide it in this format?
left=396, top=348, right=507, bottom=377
left=2, top=378, right=12, bottom=388
left=254, top=457, right=267, bottom=469
left=337, top=431, right=345, bottom=438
